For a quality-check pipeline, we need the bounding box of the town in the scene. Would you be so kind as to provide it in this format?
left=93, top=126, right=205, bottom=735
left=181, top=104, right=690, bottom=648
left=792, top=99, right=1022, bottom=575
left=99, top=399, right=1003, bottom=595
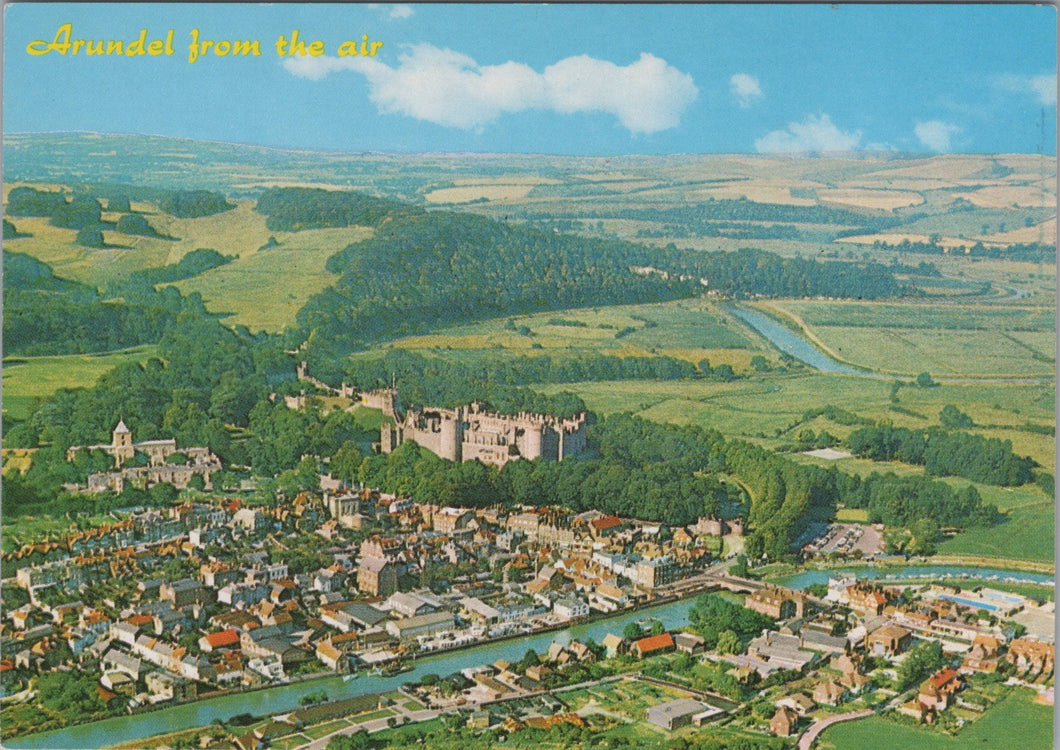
left=2, top=418, right=1053, bottom=749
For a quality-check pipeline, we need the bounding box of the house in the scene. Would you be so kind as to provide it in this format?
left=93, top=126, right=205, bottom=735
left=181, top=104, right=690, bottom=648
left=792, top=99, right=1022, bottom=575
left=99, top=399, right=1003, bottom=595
left=846, top=583, right=890, bottom=616
left=632, top=633, right=675, bottom=658
left=589, top=515, right=623, bottom=538
left=645, top=698, right=709, bottom=731
left=865, top=623, right=912, bottom=657
left=839, top=670, right=872, bottom=694
left=602, top=633, right=625, bottom=658
left=315, top=639, right=348, bottom=671
left=774, top=693, right=816, bottom=716
left=813, top=679, right=846, bottom=706
left=918, top=668, right=962, bottom=711
left=674, top=632, right=706, bottom=655
left=961, top=635, right=1001, bottom=674
left=102, top=649, right=143, bottom=680
left=358, top=557, right=397, bottom=597
left=159, top=578, right=210, bottom=608
left=199, top=629, right=241, bottom=653
left=1005, top=639, right=1055, bottom=672
left=553, top=597, right=589, bottom=620
left=745, top=586, right=806, bottom=620
left=770, top=706, right=798, bottom=737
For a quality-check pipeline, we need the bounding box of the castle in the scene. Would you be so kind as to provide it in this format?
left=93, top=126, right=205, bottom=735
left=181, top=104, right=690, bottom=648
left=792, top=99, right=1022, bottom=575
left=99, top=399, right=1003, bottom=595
left=376, top=391, right=587, bottom=468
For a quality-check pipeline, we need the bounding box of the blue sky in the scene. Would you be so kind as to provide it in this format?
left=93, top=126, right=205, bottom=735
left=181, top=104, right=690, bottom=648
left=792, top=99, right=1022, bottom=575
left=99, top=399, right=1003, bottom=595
left=4, top=3, right=1056, bottom=155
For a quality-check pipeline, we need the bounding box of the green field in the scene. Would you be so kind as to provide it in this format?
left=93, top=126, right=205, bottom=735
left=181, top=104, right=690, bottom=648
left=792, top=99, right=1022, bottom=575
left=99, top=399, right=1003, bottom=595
left=382, top=297, right=766, bottom=370
left=539, top=373, right=1054, bottom=466
left=759, top=300, right=1055, bottom=378
left=939, top=500, right=1055, bottom=562
left=817, top=689, right=1052, bottom=749
left=2, top=346, right=158, bottom=422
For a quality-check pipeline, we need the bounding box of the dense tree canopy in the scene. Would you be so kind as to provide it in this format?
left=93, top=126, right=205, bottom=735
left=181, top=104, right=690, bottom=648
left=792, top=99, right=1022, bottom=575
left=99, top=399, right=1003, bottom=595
left=846, top=424, right=1036, bottom=486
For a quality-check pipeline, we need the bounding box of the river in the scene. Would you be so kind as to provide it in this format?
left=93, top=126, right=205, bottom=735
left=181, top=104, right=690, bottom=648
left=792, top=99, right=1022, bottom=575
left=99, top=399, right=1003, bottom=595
left=778, top=565, right=1054, bottom=590
left=13, top=598, right=701, bottom=749
left=728, top=306, right=862, bottom=374
left=16, top=561, right=1053, bottom=749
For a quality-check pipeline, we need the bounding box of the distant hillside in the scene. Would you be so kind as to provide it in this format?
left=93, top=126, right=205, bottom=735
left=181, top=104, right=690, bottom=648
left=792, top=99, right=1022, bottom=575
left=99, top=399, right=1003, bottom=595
left=3, top=251, right=187, bottom=356
left=289, top=190, right=906, bottom=370
left=296, top=208, right=688, bottom=359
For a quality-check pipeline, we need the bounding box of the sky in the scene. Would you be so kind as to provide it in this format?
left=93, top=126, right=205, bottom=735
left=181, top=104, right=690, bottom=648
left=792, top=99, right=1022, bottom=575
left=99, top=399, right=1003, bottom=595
left=3, top=3, right=1057, bottom=155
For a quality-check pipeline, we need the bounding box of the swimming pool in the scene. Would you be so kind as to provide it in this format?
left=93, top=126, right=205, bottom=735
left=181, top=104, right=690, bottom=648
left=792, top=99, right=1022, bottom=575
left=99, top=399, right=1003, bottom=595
left=939, top=594, right=998, bottom=612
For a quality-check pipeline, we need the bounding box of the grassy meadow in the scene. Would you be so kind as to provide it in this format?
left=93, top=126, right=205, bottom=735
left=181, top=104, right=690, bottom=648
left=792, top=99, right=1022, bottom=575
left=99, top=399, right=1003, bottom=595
left=171, top=226, right=372, bottom=332
left=381, top=297, right=769, bottom=370
left=754, top=299, right=1055, bottom=378
left=2, top=346, right=158, bottom=421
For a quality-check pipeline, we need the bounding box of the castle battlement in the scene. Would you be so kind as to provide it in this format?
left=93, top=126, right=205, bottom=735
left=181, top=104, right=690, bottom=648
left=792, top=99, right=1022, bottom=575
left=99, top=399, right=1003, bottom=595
left=380, top=394, right=586, bottom=468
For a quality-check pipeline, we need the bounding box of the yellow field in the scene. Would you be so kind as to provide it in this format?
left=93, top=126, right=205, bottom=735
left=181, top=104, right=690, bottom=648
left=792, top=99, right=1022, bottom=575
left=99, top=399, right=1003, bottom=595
left=861, top=155, right=995, bottom=181
left=817, top=188, right=924, bottom=210
left=1, top=449, right=35, bottom=476
left=980, top=217, right=1057, bottom=245
left=955, top=184, right=1052, bottom=209
left=2, top=200, right=275, bottom=286
left=692, top=184, right=816, bottom=206
left=424, top=184, right=537, bottom=203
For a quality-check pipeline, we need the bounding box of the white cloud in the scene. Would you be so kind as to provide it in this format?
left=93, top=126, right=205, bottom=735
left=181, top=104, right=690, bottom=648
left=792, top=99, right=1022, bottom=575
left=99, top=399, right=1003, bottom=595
left=284, top=45, right=698, bottom=134
left=730, top=73, right=762, bottom=108
left=995, top=73, right=1057, bottom=106
left=367, top=4, right=414, bottom=20
left=754, top=114, right=862, bottom=154
left=914, top=120, right=961, bottom=152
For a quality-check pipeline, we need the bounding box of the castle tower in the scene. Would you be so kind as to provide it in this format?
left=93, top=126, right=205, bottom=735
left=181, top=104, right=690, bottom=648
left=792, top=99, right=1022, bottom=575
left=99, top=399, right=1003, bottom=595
left=111, top=419, right=135, bottom=466
left=439, top=414, right=462, bottom=462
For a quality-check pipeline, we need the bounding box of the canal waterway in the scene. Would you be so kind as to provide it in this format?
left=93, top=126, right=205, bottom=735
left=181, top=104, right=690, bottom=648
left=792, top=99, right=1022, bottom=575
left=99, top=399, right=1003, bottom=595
left=728, top=306, right=862, bottom=375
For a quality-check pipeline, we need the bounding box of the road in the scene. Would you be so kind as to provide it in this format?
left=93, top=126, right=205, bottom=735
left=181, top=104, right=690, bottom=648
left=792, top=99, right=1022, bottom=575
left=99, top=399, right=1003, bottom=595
left=798, top=708, right=873, bottom=749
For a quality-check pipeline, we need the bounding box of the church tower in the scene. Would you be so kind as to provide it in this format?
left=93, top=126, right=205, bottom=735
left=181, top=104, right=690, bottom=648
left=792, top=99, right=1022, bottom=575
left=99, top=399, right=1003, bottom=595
left=111, top=419, right=135, bottom=466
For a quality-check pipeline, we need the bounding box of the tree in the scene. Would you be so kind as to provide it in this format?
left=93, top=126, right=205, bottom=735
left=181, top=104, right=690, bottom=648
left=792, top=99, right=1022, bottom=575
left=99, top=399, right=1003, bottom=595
left=623, top=622, right=644, bottom=641
left=897, top=640, right=945, bottom=690
left=916, top=372, right=936, bottom=388
left=75, top=225, right=105, bottom=248
left=938, top=404, right=973, bottom=429
left=716, top=629, right=741, bottom=654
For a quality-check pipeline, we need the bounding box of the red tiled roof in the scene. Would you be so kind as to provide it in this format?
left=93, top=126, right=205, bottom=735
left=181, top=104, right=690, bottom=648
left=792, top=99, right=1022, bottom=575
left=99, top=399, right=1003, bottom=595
left=591, top=515, right=622, bottom=531
left=205, top=629, right=241, bottom=648
left=929, top=668, right=958, bottom=688
left=126, top=614, right=153, bottom=627
left=634, top=633, right=674, bottom=653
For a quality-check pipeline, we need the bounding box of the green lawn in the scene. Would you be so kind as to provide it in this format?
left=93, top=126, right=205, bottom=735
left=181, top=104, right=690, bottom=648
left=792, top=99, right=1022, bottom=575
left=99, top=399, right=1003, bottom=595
left=2, top=346, right=158, bottom=422
left=302, top=719, right=352, bottom=740
left=817, top=689, right=1052, bottom=749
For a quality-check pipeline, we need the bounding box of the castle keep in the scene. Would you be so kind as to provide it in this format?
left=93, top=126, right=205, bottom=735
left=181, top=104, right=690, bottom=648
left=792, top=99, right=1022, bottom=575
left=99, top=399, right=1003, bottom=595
left=378, top=392, right=586, bottom=468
